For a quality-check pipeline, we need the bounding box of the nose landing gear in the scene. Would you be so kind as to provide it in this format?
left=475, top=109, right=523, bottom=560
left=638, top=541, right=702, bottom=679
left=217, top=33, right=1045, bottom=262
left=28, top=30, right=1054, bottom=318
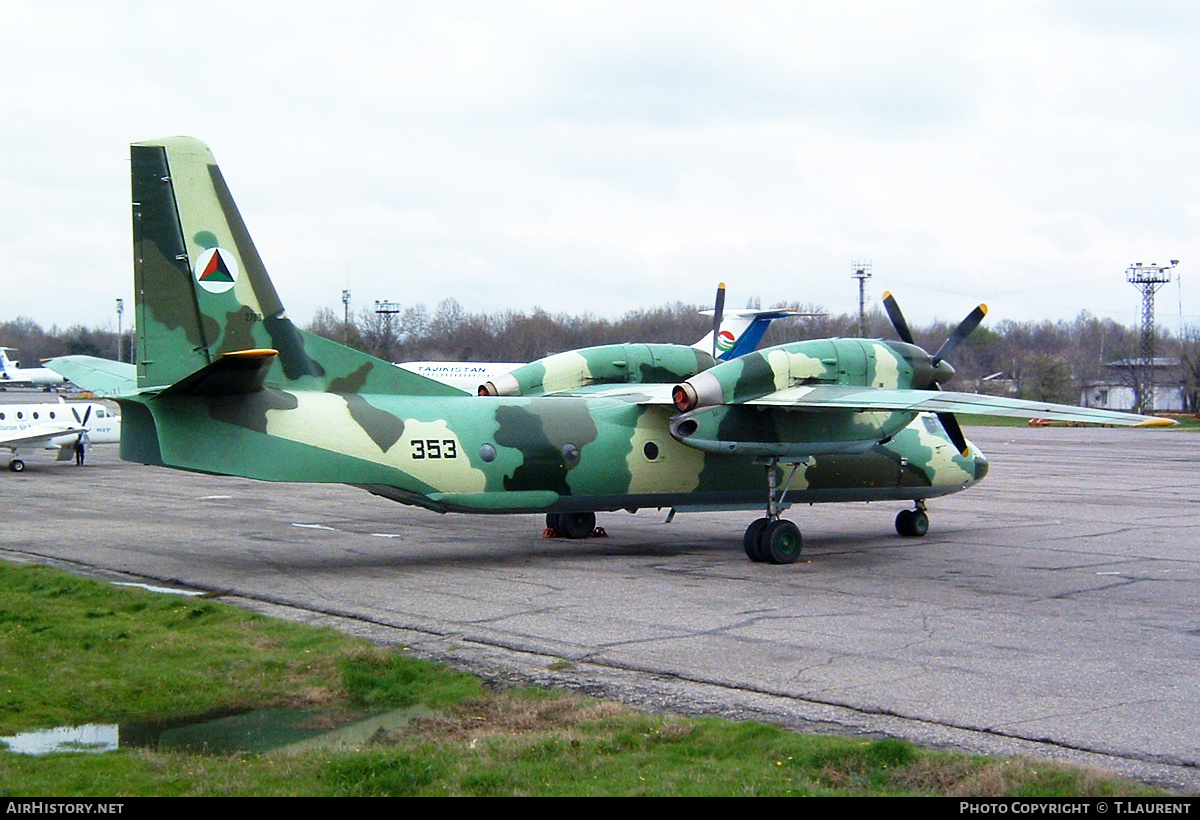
left=895, top=500, right=929, bottom=537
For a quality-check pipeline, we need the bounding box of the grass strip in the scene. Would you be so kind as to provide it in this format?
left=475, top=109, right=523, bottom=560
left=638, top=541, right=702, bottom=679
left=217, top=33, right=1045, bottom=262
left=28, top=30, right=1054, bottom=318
left=0, top=562, right=1166, bottom=797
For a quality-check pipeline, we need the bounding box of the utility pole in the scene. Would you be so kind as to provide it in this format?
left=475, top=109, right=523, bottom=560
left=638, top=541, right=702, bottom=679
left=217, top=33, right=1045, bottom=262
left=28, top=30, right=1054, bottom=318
left=1125, top=260, right=1178, bottom=414
left=851, top=260, right=872, bottom=338
left=342, top=288, right=352, bottom=345
left=115, top=298, right=124, bottom=363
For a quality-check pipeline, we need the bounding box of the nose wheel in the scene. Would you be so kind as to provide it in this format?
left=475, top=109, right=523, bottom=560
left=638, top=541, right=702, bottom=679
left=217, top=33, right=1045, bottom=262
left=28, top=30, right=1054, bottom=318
left=895, top=501, right=929, bottom=537
left=9, top=458, right=25, bottom=473
left=743, top=459, right=804, bottom=564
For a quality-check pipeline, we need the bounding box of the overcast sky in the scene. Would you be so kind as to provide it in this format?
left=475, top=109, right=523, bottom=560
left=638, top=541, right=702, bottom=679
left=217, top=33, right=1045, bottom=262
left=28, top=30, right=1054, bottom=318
left=4, top=0, right=1199, bottom=339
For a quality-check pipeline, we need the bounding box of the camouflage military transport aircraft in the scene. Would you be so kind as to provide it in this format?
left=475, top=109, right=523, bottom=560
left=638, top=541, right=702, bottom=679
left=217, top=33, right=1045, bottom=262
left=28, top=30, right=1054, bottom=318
left=50, top=137, right=1172, bottom=564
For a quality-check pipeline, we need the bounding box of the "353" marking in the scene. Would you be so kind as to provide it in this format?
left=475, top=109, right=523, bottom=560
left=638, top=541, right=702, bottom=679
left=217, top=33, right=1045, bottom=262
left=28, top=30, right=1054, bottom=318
left=411, top=439, right=458, bottom=459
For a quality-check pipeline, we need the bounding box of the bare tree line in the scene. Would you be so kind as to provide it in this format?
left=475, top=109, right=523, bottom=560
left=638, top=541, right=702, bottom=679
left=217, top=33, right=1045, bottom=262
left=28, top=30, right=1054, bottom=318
left=5, top=303, right=1199, bottom=410
left=309, top=298, right=1200, bottom=408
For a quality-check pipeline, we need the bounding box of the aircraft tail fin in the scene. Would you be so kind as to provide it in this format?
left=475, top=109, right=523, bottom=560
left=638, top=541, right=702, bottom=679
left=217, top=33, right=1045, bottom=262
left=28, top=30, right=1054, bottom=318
left=130, top=137, right=462, bottom=397
left=692, top=308, right=804, bottom=361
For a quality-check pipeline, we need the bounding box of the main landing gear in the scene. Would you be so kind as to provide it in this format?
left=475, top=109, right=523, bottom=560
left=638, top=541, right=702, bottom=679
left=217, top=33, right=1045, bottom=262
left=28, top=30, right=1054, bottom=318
left=895, top=500, right=929, bottom=537
left=8, top=458, right=25, bottom=473
left=743, top=459, right=804, bottom=564
left=544, top=511, right=601, bottom=539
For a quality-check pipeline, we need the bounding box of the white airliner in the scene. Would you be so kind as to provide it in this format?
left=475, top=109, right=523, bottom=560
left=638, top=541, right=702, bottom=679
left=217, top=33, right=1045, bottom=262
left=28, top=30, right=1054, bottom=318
left=399, top=304, right=806, bottom=393
left=0, top=348, right=67, bottom=389
left=0, top=399, right=120, bottom=472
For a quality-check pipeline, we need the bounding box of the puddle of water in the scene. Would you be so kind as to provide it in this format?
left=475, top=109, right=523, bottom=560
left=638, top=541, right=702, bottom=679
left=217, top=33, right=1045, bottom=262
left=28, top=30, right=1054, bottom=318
left=0, top=705, right=430, bottom=756
left=1, top=724, right=119, bottom=755
left=114, top=582, right=204, bottom=596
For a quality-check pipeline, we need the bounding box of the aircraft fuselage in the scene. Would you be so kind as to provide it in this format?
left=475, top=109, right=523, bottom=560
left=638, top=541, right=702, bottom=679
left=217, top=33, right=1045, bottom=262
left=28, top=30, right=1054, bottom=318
left=124, top=390, right=986, bottom=514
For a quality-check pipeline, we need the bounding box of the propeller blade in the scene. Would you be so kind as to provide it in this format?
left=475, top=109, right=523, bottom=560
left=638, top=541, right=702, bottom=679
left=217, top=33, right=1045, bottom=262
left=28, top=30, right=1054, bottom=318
left=882, top=291, right=914, bottom=344
left=932, top=304, right=987, bottom=365
left=711, top=282, right=726, bottom=359
left=936, top=411, right=970, bottom=457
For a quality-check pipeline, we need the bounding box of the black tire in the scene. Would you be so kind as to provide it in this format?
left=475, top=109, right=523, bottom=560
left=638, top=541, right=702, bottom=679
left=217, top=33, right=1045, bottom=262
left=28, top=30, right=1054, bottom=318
left=743, top=517, right=771, bottom=562
left=9, top=459, right=25, bottom=473
left=895, top=509, right=929, bottom=537
left=762, top=519, right=802, bottom=564
left=545, top=512, right=561, bottom=531
left=557, top=511, right=596, bottom=539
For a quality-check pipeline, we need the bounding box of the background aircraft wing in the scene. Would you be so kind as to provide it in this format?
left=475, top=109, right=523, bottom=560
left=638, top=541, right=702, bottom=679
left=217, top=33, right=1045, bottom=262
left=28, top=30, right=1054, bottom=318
left=0, top=423, right=85, bottom=450
left=46, top=356, right=138, bottom=397
left=742, top=385, right=1174, bottom=427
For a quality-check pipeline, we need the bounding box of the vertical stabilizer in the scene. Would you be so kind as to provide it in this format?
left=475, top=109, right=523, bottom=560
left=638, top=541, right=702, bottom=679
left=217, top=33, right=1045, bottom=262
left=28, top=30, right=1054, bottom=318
left=130, top=137, right=462, bottom=397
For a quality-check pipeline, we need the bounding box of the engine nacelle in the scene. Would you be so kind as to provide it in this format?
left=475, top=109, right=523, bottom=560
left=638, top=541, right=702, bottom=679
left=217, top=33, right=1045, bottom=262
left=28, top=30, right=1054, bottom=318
left=669, top=403, right=915, bottom=456
left=480, top=344, right=716, bottom=398
left=672, top=338, right=936, bottom=412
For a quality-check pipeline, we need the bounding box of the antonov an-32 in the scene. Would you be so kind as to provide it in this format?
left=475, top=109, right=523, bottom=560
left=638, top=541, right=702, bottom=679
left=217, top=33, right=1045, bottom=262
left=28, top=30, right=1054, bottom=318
left=50, top=138, right=1170, bottom=564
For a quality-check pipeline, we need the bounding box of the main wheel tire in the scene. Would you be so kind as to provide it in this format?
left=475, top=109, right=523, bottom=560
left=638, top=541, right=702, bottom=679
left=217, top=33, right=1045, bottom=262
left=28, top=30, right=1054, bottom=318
left=9, top=459, right=25, bottom=473
left=762, top=519, right=802, bottom=564
left=556, top=511, right=596, bottom=539
left=545, top=512, right=562, bottom=531
left=742, top=517, right=771, bottom=562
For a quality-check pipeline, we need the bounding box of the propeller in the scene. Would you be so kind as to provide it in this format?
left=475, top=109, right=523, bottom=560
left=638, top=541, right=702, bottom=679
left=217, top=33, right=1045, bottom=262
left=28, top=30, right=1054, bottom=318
left=882, top=292, right=987, bottom=457
left=932, top=303, right=987, bottom=366
left=710, top=282, right=726, bottom=360
left=882, top=291, right=914, bottom=345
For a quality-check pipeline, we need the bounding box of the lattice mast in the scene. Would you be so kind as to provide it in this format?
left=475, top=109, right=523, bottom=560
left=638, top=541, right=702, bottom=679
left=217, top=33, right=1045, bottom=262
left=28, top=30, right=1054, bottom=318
left=1125, top=260, right=1178, bottom=414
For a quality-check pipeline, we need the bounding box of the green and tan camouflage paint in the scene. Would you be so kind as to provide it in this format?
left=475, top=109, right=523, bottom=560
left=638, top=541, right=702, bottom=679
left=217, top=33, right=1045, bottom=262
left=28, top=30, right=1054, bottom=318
left=78, top=136, right=1168, bottom=527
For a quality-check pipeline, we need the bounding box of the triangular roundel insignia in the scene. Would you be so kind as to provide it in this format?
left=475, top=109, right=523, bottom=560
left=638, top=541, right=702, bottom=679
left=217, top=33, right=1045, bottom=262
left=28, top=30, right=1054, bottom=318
left=194, top=247, right=239, bottom=294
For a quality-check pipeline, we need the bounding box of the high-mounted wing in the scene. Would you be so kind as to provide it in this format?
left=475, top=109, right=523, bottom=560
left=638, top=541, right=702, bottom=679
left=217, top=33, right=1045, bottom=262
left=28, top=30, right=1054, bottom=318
left=734, top=384, right=1172, bottom=426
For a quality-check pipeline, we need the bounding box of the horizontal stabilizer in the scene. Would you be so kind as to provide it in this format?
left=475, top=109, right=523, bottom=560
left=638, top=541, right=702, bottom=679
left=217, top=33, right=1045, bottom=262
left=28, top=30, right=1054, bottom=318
left=46, top=356, right=137, bottom=397
left=159, top=349, right=279, bottom=396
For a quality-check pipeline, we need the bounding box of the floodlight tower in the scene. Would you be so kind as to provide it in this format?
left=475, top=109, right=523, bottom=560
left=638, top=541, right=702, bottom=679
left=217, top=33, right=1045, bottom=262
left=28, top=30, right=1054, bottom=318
left=374, top=299, right=401, bottom=359
left=1125, top=260, right=1178, bottom=414
left=851, top=260, right=872, bottom=338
